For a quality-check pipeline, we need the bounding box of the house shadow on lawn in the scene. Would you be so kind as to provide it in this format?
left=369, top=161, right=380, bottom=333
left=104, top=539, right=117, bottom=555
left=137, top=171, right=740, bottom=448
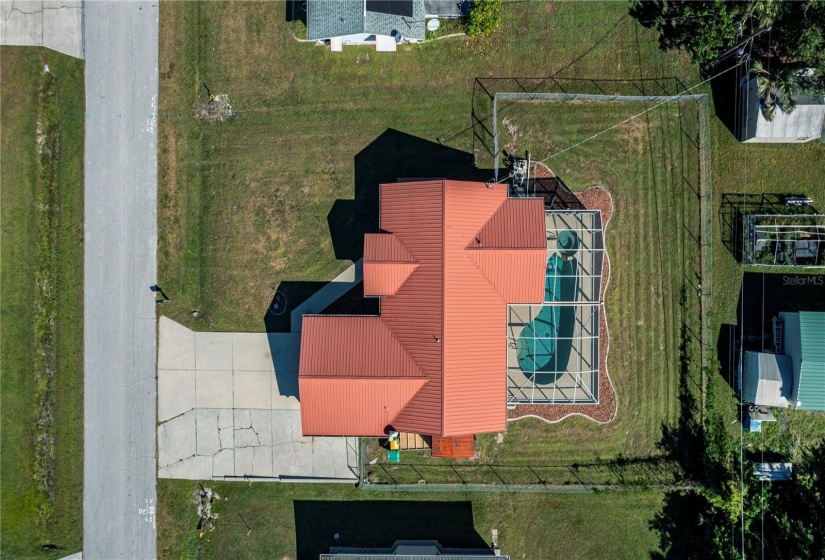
left=328, top=128, right=489, bottom=262
left=293, top=500, right=488, bottom=559
left=263, top=280, right=327, bottom=333
left=265, top=130, right=489, bottom=332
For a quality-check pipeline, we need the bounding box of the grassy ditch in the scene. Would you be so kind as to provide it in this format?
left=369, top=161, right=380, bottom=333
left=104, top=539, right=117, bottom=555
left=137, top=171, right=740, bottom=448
left=1, top=47, right=85, bottom=558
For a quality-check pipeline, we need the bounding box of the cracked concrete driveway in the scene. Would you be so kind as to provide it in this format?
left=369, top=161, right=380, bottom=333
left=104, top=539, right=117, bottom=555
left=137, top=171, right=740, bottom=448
left=157, top=317, right=357, bottom=481
left=0, top=0, right=84, bottom=58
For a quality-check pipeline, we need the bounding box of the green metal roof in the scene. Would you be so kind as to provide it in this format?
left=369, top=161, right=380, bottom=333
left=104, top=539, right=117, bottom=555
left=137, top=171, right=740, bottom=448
left=796, top=312, right=825, bottom=411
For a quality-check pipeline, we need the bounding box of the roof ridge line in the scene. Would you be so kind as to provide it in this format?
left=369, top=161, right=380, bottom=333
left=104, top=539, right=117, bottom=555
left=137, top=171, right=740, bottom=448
left=440, top=179, right=447, bottom=436
left=364, top=232, right=418, bottom=263
left=378, top=315, right=428, bottom=378
left=465, top=196, right=509, bottom=250
left=301, top=373, right=429, bottom=380
left=464, top=249, right=510, bottom=304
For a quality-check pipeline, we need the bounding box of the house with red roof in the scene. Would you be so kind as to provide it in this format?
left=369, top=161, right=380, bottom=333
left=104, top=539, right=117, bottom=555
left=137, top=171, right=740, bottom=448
left=298, top=180, right=548, bottom=444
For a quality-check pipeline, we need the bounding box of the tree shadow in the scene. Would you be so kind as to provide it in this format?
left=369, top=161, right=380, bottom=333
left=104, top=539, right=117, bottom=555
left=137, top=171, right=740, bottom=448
left=293, top=500, right=488, bottom=559
left=327, top=128, right=488, bottom=261
left=285, top=0, right=307, bottom=24
left=530, top=176, right=585, bottom=209
left=657, top=284, right=703, bottom=480
left=627, top=1, right=679, bottom=51
left=709, top=60, right=747, bottom=140
left=649, top=491, right=714, bottom=560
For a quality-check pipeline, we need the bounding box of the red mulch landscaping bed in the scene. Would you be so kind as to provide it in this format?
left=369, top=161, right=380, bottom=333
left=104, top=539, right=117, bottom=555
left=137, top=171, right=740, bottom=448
left=508, top=184, right=618, bottom=425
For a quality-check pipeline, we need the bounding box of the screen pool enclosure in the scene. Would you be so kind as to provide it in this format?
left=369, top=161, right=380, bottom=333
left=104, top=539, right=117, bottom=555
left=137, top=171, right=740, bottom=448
left=507, top=210, right=604, bottom=405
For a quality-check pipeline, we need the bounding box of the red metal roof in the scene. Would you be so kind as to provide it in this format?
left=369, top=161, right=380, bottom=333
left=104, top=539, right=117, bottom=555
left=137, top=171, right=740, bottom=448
left=299, top=377, right=428, bottom=436
left=363, top=262, right=419, bottom=296
left=300, top=316, right=423, bottom=377
left=364, top=233, right=416, bottom=262
left=299, top=180, right=546, bottom=437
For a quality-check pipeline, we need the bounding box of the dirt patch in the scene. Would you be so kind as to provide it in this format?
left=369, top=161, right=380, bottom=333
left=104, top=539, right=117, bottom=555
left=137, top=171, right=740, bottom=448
left=508, top=185, right=618, bottom=425
left=501, top=116, right=520, bottom=151
left=616, top=115, right=646, bottom=146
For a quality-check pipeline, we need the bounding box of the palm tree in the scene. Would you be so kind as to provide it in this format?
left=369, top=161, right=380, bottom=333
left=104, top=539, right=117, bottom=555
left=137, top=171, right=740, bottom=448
left=751, top=59, right=797, bottom=121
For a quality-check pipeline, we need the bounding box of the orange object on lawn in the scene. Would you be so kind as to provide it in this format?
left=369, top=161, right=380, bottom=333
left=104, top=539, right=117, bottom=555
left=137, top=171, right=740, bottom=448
left=431, top=435, right=475, bottom=458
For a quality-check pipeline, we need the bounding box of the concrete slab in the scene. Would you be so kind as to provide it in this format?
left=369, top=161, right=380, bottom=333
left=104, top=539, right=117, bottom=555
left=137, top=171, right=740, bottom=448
left=272, top=409, right=296, bottom=445
left=196, top=410, right=222, bottom=457
left=234, top=446, right=254, bottom=476
left=158, top=369, right=196, bottom=421
left=234, top=425, right=261, bottom=448
left=250, top=409, right=273, bottom=446
left=158, top=316, right=195, bottom=370
left=233, top=408, right=251, bottom=430
left=158, top=412, right=196, bottom=467
left=212, top=449, right=235, bottom=477
left=252, top=446, right=274, bottom=477
left=158, top=455, right=212, bottom=480
left=157, top=318, right=356, bottom=481
left=43, top=0, right=83, bottom=57
left=232, top=333, right=275, bottom=371
left=293, top=441, right=315, bottom=475
left=233, top=371, right=272, bottom=409
left=195, top=332, right=233, bottom=370
left=195, top=370, right=233, bottom=409
left=1, top=0, right=84, bottom=59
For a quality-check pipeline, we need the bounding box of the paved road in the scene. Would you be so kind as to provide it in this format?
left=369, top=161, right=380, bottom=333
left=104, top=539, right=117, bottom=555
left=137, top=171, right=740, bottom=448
left=83, top=2, right=158, bottom=558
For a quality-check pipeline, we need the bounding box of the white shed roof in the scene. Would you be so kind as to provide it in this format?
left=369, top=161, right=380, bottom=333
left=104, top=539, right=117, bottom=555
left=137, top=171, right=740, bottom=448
left=743, top=351, right=793, bottom=407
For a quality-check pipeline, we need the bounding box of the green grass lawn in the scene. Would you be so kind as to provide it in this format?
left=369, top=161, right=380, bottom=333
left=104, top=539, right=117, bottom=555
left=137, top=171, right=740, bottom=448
left=1, top=47, right=85, bottom=558
left=157, top=479, right=664, bottom=559
left=157, top=0, right=695, bottom=333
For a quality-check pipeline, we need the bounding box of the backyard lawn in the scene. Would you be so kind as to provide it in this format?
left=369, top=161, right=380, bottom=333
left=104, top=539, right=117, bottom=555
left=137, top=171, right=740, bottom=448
left=157, top=479, right=664, bottom=559
left=1, top=47, right=85, bottom=558
left=364, top=95, right=705, bottom=483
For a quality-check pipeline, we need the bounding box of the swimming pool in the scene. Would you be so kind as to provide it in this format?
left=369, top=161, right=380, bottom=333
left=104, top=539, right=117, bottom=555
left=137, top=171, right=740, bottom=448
left=516, top=232, right=579, bottom=383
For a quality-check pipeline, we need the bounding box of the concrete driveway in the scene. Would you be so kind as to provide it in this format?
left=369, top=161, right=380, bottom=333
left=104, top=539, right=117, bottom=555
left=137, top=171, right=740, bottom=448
left=157, top=317, right=357, bottom=481
left=0, top=0, right=84, bottom=58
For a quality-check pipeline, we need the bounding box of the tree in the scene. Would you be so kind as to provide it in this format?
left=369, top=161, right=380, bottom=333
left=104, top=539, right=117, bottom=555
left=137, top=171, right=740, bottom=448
left=629, top=0, right=825, bottom=106
left=465, top=0, right=502, bottom=37
left=751, top=59, right=797, bottom=121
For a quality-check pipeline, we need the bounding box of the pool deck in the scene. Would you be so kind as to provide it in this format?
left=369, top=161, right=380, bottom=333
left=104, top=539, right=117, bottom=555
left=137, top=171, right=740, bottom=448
left=506, top=209, right=604, bottom=404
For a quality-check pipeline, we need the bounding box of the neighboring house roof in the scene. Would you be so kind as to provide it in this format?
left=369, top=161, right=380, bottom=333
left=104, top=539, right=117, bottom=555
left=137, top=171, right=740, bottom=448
left=306, top=0, right=426, bottom=41
left=424, top=0, right=466, bottom=17
left=307, top=0, right=363, bottom=40
left=741, top=75, right=825, bottom=141
left=743, top=351, right=793, bottom=408
left=796, top=311, right=825, bottom=411
left=299, top=180, right=546, bottom=437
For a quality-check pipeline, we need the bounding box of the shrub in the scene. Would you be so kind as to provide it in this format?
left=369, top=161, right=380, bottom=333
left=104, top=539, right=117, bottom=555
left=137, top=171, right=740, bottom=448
left=465, top=0, right=502, bottom=37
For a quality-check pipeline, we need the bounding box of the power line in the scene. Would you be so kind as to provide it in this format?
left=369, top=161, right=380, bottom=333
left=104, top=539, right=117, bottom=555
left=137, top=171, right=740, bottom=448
left=532, top=64, right=737, bottom=166
left=738, top=33, right=755, bottom=560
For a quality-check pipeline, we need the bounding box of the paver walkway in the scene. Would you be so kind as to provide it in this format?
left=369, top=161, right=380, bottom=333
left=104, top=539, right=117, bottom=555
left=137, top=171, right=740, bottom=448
left=157, top=317, right=357, bottom=481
